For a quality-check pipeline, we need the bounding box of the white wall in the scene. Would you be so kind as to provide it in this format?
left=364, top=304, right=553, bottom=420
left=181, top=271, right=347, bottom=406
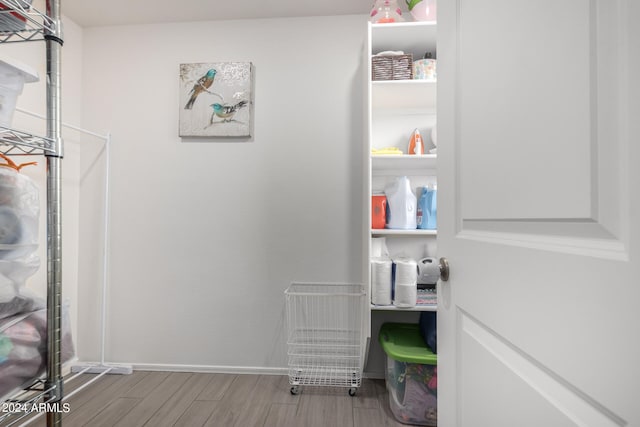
left=78, top=14, right=367, bottom=369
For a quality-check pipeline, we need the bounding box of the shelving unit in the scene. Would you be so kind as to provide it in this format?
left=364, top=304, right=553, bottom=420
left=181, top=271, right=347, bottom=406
left=0, top=1, right=65, bottom=426
left=365, top=20, right=438, bottom=353
left=0, top=126, right=56, bottom=154
left=0, top=0, right=56, bottom=43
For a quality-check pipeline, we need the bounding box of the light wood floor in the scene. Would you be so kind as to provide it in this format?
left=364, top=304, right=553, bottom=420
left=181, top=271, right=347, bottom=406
left=4, top=371, right=412, bottom=427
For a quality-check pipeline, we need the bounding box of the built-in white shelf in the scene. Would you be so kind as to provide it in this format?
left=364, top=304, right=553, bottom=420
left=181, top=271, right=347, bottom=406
left=366, top=21, right=439, bottom=344
left=371, top=80, right=436, bottom=110
left=371, top=229, right=437, bottom=237
left=372, top=154, right=437, bottom=171
left=371, top=304, right=437, bottom=312
left=371, top=21, right=437, bottom=58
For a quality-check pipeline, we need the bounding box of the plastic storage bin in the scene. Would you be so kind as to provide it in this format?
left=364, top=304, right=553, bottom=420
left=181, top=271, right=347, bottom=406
left=0, top=56, right=39, bottom=128
left=379, top=323, right=437, bottom=426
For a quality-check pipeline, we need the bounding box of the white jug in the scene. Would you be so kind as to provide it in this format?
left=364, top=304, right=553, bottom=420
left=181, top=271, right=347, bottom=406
left=385, top=176, right=417, bottom=229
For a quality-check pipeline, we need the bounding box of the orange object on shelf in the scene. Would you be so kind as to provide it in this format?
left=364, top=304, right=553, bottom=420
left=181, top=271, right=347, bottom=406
left=408, top=128, right=424, bottom=155
left=0, top=153, right=37, bottom=171
left=372, top=195, right=387, bottom=229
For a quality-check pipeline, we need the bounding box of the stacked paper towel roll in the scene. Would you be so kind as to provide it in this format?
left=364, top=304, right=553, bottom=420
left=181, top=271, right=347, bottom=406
left=393, top=258, right=417, bottom=308
left=371, top=258, right=392, bottom=305
left=371, top=237, right=389, bottom=258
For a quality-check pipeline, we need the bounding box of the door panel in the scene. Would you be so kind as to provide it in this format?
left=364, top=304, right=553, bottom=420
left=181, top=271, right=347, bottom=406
left=459, top=0, right=593, bottom=220
left=460, top=311, right=625, bottom=427
left=438, top=0, right=638, bottom=425
left=457, top=0, right=629, bottom=258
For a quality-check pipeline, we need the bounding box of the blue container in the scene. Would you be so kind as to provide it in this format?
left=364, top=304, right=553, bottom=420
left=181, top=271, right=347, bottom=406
left=417, top=186, right=437, bottom=230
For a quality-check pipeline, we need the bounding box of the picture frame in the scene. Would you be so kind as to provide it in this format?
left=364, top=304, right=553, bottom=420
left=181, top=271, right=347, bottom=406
left=179, top=62, right=253, bottom=138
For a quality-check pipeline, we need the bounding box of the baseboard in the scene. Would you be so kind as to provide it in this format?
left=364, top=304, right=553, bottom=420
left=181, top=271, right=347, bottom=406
left=363, top=371, right=385, bottom=379
left=62, top=356, right=80, bottom=376
left=70, top=361, right=383, bottom=378
left=71, top=364, right=133, bottom=375
left=73, top=361, right=288, bottom=376
left=70, top=362, right=133, bottom=375
left=131, top=363, right=289, bottom=375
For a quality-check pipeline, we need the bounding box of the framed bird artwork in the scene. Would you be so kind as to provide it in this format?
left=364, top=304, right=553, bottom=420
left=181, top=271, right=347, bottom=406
left=179, top=61, right=253, bottom=138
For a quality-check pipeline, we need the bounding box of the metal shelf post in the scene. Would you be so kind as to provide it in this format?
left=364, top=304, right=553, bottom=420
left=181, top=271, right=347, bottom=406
left=44, top=0, right=63, bottom=425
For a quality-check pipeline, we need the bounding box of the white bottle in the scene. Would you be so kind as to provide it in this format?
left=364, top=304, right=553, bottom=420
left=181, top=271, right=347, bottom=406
left=385, top=176, right=417, bottom=229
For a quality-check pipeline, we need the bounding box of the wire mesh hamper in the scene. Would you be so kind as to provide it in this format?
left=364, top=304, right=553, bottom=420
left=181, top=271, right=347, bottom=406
left=285, top=282, right=366, bottom=396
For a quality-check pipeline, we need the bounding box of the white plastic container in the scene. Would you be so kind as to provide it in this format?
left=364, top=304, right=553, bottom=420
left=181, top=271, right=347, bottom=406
left=0, top=56, right=39, bottom=128
left=385, top=176, right=417, bottom=230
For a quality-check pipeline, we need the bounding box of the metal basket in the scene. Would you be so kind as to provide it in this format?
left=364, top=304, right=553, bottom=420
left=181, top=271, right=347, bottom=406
left=284, top=282, right=366, bottom=396
left=371, top=54, right=413, bottom=80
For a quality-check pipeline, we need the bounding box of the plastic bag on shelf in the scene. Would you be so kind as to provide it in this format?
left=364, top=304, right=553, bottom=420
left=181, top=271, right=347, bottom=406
left=0, top=154, right=38, bottom=251
left=0, top=154, right=40, bottom=320
left=0, top=304, right=74, bottom=400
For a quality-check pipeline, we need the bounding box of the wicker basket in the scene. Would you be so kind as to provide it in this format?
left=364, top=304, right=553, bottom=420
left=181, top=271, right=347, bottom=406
left=371, top=54, right=413, bottom=81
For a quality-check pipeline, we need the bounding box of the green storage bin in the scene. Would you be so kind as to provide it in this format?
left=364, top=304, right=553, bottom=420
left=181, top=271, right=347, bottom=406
left=379, top=323, right=437, bottom=426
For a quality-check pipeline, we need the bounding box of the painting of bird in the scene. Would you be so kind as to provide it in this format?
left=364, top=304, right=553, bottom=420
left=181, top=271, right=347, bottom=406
left=179, top=62, right=253, bottom=137
left=184, top=69, right=217, bottom=110
left=208, top=100, right=248, bottom=125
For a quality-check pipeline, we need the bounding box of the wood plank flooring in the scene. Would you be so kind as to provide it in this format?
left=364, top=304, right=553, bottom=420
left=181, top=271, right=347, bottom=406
left=2, top=372, right=411, bottom=427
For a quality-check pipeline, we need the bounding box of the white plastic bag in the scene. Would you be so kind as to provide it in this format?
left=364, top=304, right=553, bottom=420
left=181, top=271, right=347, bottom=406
left=0, top=154, right=40, bottom=320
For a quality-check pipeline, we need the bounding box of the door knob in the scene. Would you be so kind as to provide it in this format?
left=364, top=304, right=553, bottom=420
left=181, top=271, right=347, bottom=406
left=439, top=257, right=450, bottom=281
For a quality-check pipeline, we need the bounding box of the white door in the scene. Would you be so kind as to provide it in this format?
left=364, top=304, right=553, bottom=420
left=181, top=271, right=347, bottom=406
left=437, top=1, right=639, bottom=426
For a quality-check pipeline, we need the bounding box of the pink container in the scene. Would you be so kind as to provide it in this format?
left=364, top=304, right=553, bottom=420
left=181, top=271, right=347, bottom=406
left=406, top=0, right=437, bottom=22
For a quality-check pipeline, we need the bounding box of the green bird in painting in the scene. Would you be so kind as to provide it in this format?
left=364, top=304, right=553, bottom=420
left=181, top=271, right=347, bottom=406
left=209, top=100, right=248, bottom=123
left=184, top=69, right=217, bottom=109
